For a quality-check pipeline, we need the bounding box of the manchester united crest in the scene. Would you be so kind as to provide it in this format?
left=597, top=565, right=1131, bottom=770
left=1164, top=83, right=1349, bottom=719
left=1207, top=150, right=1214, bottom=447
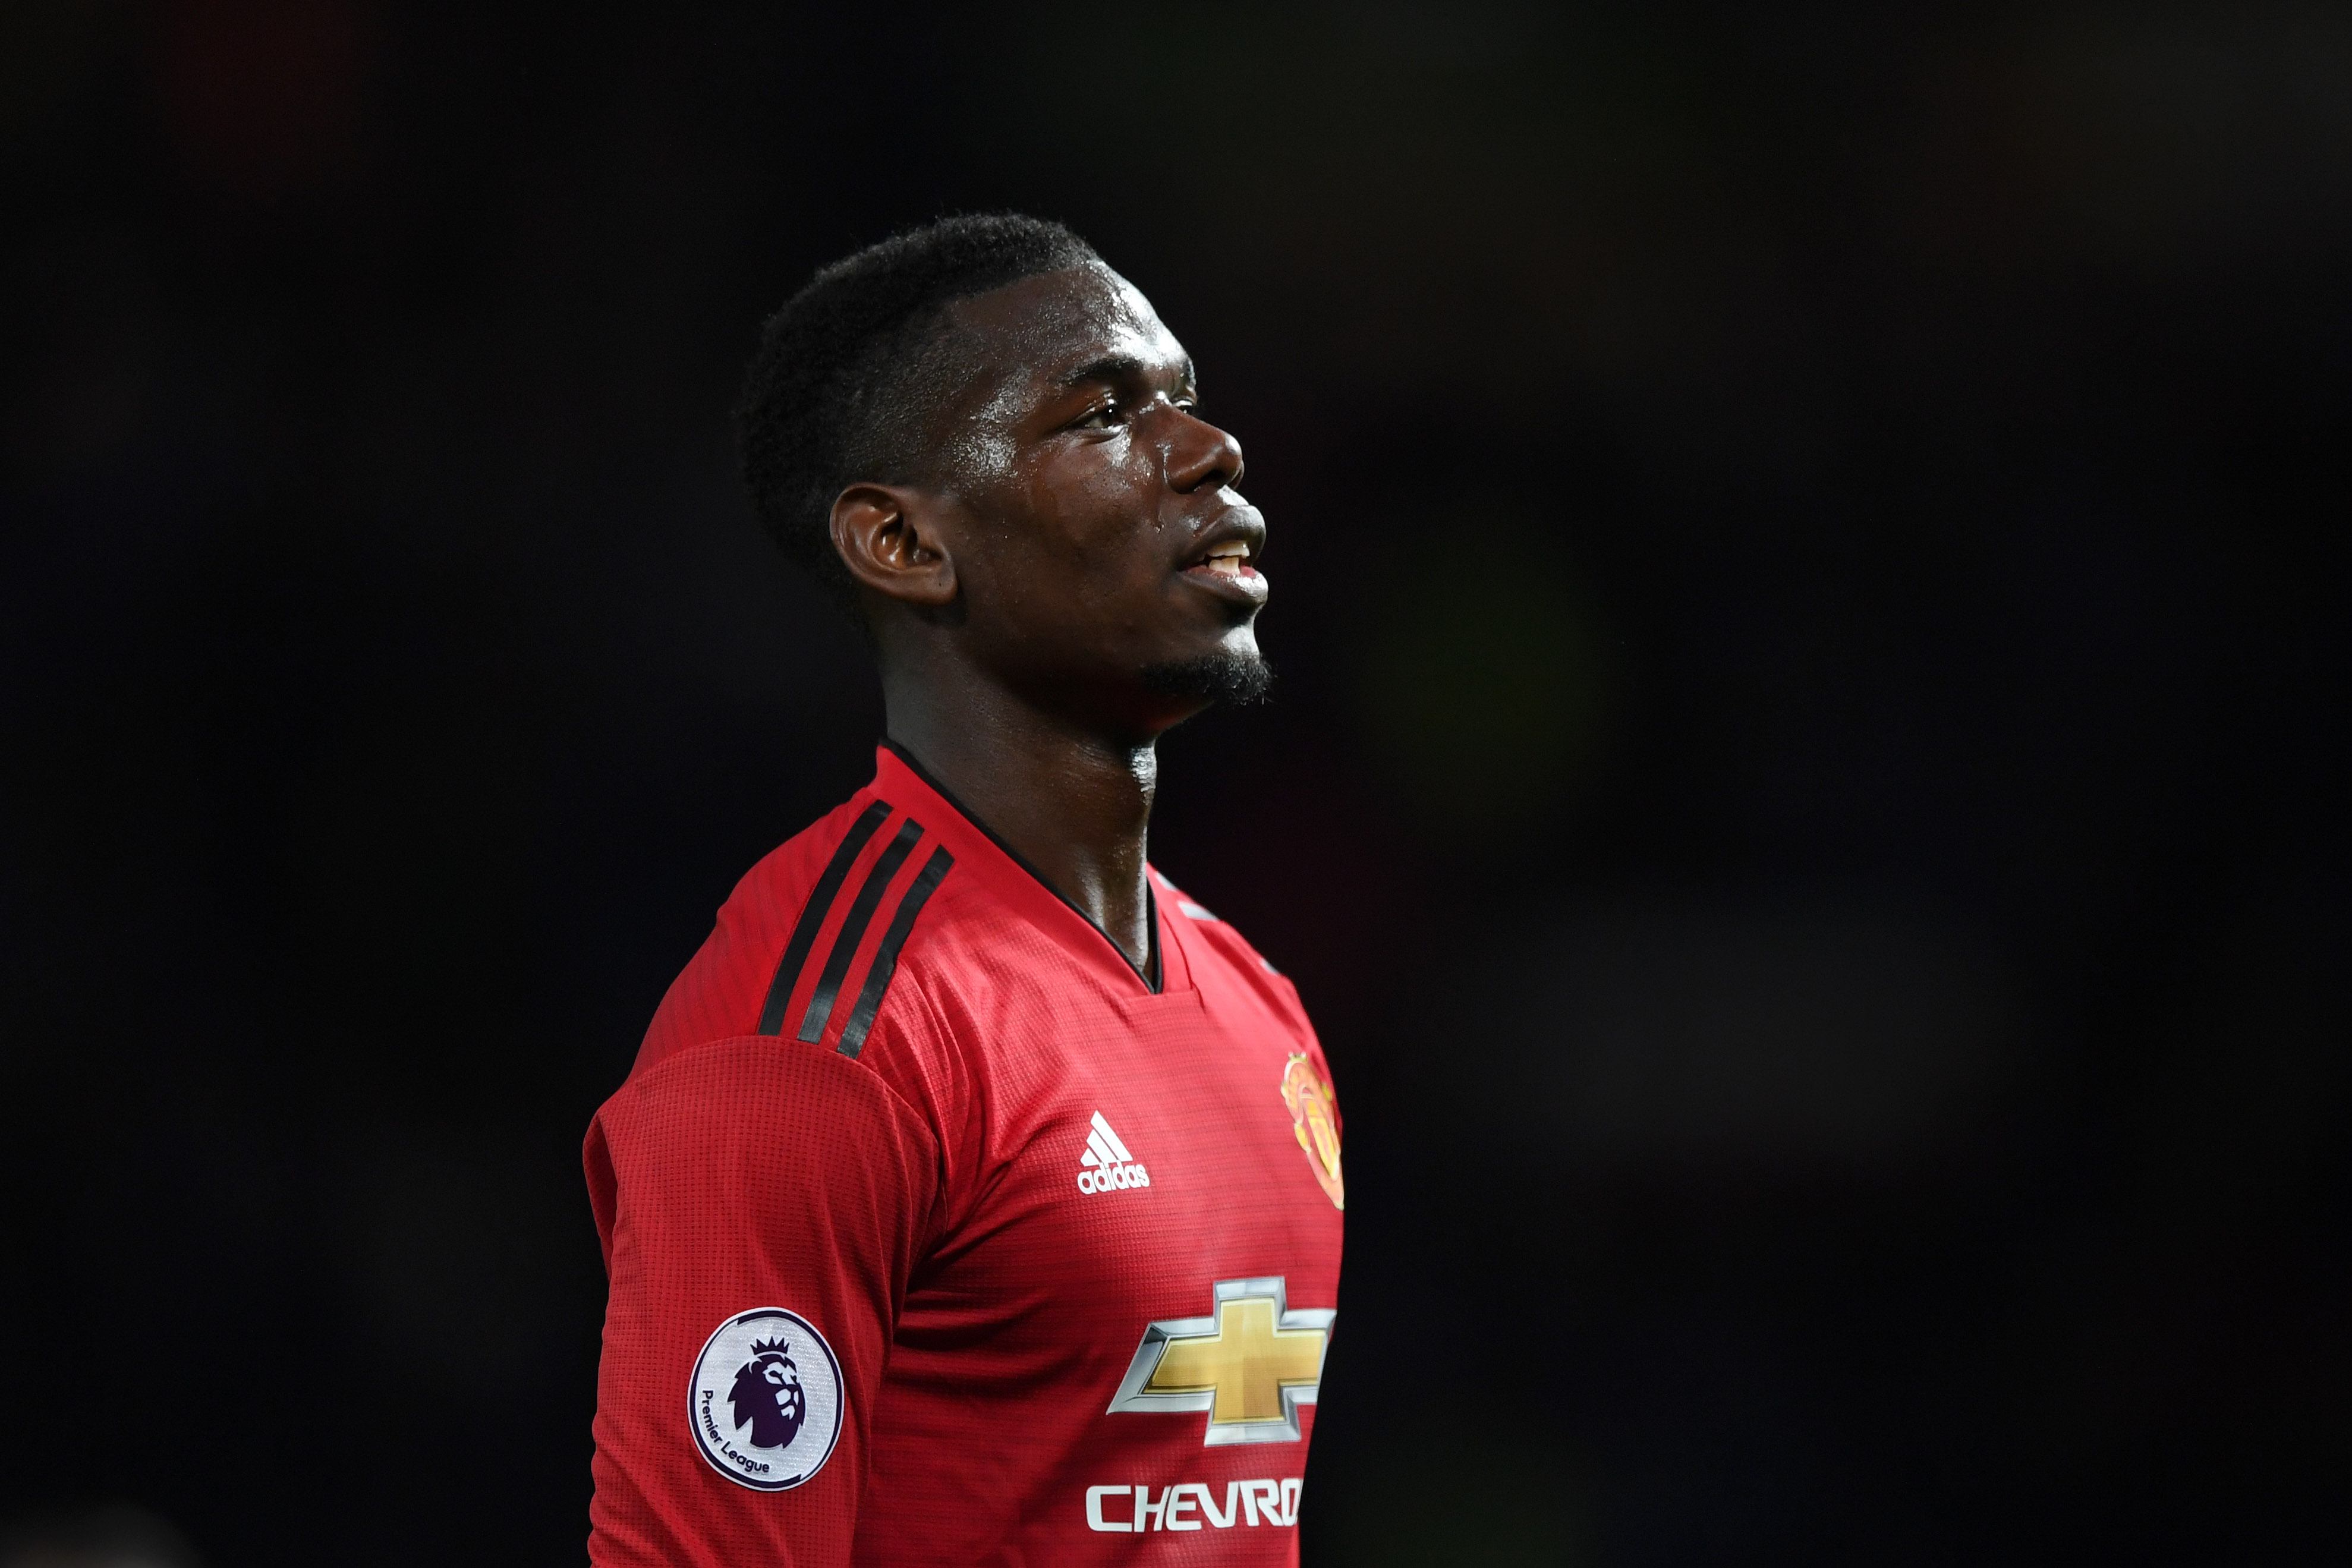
left=1279, top=1054, right=1343, bottom=1209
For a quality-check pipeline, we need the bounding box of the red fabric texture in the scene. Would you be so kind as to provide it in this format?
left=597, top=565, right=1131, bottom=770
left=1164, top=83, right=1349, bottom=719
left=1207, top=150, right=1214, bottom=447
left=586, top=748, right=1345, bottom=1566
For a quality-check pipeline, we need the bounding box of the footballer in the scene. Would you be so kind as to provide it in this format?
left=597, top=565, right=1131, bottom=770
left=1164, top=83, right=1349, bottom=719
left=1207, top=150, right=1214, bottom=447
left=583, top=215, right=1345, bottom=1565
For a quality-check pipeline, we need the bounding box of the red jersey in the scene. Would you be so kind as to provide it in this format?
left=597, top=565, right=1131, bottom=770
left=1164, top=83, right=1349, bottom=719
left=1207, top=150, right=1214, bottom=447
left=584, top=743, right=1346, bottom=1566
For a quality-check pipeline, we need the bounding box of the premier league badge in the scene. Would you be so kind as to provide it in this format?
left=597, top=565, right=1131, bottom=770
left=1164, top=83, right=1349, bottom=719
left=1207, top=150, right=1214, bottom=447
left=688, top=1308, right=844, bottom=1491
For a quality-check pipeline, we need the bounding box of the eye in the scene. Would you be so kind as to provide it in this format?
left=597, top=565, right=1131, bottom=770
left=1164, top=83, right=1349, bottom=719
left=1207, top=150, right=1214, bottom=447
left=1072, top=400, right=1125, bottom=431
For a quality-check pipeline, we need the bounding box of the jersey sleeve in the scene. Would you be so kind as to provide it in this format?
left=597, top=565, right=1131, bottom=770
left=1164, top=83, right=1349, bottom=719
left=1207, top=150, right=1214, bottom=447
left=583, top=1035, right=943, bottom=1568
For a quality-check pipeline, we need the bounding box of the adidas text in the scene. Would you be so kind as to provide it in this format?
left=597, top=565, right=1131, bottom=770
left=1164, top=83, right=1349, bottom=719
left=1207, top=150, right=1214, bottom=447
left=1078, top=1111, right=1150, bottom=1195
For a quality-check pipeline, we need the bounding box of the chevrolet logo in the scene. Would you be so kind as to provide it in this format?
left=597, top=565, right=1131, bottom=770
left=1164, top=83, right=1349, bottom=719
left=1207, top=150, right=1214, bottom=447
left=1106, top=1277, right=1336, bottom=1444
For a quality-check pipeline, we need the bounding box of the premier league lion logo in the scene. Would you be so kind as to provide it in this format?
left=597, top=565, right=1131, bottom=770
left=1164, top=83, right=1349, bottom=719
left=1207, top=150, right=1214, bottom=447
left=692, top=1307, right=842, bottom=1490
left=728, top=1337, right=807, bottom=1449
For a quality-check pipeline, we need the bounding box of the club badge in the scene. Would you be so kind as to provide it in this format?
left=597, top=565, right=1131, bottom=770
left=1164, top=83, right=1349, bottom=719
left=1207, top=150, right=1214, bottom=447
left=1280, top=1053, right=1344, bottom=1210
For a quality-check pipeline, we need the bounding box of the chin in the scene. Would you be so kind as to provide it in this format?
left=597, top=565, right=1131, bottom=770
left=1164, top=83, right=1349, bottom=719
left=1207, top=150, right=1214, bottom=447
left=1138, top=644, right=1274, bottom=707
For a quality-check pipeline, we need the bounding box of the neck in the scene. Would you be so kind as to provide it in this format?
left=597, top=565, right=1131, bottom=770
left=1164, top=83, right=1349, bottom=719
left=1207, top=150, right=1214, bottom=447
left=881, top=670, right=1159, bottom=977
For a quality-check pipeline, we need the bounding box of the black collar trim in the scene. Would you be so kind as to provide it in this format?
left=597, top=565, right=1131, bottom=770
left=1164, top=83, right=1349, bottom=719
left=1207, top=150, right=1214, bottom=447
left=881, top=737, right=1161, bottom=994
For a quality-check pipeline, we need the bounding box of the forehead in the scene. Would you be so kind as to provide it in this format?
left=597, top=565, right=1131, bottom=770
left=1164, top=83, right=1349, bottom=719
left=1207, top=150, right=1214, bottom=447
left=943, top=263, right=1185, bottom=391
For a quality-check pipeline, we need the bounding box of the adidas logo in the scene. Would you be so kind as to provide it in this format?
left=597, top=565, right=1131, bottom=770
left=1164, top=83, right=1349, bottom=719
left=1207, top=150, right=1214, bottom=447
left=1076, top=1111, right=1151, bottom=1195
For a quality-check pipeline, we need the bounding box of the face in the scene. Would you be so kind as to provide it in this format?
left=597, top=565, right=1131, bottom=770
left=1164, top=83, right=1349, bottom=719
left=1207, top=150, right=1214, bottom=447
left=844, top=263, right=1267, bottom=735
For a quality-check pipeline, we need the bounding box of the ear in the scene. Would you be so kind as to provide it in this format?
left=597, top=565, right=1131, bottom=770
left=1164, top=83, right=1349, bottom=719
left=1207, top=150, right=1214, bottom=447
left=829, top=483, right=958, bottom=609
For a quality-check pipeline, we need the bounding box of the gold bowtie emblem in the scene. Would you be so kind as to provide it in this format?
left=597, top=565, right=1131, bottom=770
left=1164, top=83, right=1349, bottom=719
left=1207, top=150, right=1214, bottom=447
left=1106, top=1278, right=1336, bottom=1444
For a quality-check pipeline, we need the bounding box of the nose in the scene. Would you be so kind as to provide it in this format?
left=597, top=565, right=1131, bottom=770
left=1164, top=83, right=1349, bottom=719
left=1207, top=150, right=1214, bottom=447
left=1166, top=408, right=1243, bottom=495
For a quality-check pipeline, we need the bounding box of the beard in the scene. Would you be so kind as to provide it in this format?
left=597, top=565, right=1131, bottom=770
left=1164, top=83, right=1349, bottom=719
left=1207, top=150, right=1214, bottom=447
left=1140, top=647, right=1275, bottom=707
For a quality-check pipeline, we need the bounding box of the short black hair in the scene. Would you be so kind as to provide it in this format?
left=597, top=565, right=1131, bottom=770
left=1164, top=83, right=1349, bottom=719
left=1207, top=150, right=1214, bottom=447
left=736, top=213, right=1100, bottom=611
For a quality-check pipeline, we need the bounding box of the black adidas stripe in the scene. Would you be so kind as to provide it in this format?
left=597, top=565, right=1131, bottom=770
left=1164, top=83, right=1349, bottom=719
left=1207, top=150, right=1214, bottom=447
left=836, top=845, right=953, bottom=1060
left=797, top=816, right=924, bottom=1044
left=757, top=800, right=891, bottom=1036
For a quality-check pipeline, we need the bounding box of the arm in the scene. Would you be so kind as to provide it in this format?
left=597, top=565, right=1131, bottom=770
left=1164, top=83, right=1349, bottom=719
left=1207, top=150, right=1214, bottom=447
left=584, top=1035, right=940, bottom=1567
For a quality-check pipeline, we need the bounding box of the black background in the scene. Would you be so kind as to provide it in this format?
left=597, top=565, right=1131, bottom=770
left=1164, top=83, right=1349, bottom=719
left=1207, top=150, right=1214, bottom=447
left=3, top=4, right=2347, bottom=1563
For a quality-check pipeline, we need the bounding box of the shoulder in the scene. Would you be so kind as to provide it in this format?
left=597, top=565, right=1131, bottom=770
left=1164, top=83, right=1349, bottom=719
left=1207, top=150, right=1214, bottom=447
left=630, top=788, right=1029, bottom=1089
left=630, top=792, right=899, bottom=1078
left=1148, top=866, right=1320, bottom=1038
left=1150, top=865, right=1277, bottom=974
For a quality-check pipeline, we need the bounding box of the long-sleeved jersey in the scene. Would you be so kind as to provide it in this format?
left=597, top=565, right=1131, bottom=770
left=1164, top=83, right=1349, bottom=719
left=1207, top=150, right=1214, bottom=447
left=584, top=742, right=1345, bottom=1566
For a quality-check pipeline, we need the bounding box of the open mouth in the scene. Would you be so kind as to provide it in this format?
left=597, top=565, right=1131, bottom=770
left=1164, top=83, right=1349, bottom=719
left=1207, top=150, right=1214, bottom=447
left=1194, top=540, right=1253, bottom=578
left=1178, top=513, right=1269, bottom=605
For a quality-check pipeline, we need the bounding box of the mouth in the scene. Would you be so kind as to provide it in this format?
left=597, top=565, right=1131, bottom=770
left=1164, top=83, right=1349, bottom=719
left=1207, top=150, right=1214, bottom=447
left=1195, top=539, right=1254, bottom=578
left=1177, top=512, right=1270, bottom=606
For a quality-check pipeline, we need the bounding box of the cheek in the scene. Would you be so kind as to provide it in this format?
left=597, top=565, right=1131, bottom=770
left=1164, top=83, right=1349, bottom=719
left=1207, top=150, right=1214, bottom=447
left=950, top=426, right=1019, bottom=479
left=961, top=458, right=1176, bottom=644
left=1069, top=471, right=1177, bottom=596
left=992, top=498, right=1151, bottom=603
left=1032, top=440, right=1160, bottom=534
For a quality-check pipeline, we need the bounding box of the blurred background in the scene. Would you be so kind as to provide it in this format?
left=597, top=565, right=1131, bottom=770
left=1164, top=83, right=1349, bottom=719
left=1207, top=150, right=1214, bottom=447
left=3, top=2, right=2347, bottom=1563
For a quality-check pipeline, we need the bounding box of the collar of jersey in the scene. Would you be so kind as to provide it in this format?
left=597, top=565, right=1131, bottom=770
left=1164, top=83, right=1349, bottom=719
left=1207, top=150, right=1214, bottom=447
left=873, top=740, right=1169, bottom=995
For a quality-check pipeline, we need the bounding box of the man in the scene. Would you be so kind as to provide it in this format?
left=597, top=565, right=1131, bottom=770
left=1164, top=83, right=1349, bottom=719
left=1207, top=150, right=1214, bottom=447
left=584, top=215, right=1345, bottom=1566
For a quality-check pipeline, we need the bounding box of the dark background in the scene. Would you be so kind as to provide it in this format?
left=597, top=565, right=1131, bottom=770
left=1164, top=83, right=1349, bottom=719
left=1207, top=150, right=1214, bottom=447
left=4, top=2, right=2347, bottom=1563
